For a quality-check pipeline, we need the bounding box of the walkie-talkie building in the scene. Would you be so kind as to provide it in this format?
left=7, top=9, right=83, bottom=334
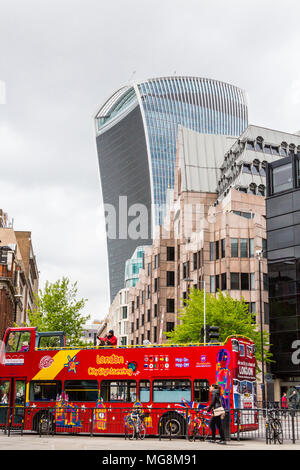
left=95, top=76, right=248, bottom=302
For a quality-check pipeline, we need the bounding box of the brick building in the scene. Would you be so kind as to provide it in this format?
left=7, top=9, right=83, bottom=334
left=0, top=211, right=39, bottom=338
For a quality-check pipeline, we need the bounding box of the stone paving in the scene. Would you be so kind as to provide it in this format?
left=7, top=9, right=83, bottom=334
left=0, top=432, right=299, bottom=451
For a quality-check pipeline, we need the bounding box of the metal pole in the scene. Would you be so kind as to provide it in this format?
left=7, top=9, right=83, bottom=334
left=258, top=253, right=266, bottom=409
left=203, top=280, right=206, bottom=343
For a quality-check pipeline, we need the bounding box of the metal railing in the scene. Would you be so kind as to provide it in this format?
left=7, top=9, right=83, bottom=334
left=1, top=405, right=299, bottom=444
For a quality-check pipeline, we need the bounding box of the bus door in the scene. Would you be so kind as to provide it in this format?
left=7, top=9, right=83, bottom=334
left=11, top=378, right=26, bottom=427
left=0, top=378, right=11, bottom=427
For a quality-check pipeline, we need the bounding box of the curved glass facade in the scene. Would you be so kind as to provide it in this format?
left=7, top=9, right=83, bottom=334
left=95, top=76, right=248, bottom=301
left=137, top=77, right=247, bottom=222
left=125, top=246, right=146, bottom=288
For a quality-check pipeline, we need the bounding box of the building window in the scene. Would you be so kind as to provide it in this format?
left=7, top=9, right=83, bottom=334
left=231, top=238, right=239, bottom=257
left=263, top=273, right=268, bottom=291
left=153, top=326, right=157, bottom=343
left=147, top=285, right=151, bottom=299
left=136, top=296, right=139, bottom=309
left=154, top=254, right=159, bottom=269
left=210, top=275, right=215, bottom=293
left=221, top=273, right=227, bottom=290
left=167, top=246, right=175, bottom=261
left=193, top=252, right=198, bottom=270
left=272, top=163, right=293, bottom=194
left=154, top=278, right=159, bottom=292
left=147, top=263, right=151, bottom=276
left=215, top=240, right=219, bottom=260
left=250, top=273, right=255, bottom=291
left=247, top=140, right=255, bottom=150
left=240, top=239, right=248, bottom=258
left=183, top=262, right=189, bottom=280
left=216, top=274, right=220, bottom=291
left=167, top=271, right=175, bottom=286
left=166, top=322, right=175, bottom=332
left=221, top=239, right=226, bottom=258
left=122, top=306, right=127, bottom=319
left=230, top=273, right=240, bottom=290
left=154, top=304, right=158, bottom=317
left=249, top=239, right=254, bottom=258
left=209, top=242, right=214, bottom=261
left=241, top=273, right=249, bottom=290
left=166, top=298, right=175, bottom=313
left=136, top=319, right=139, bottom=330
left=147, top=309, right=150, bottom=322
left=141, top=314, right=144, bottom=326
left=262, top=238, right=267, bottom=258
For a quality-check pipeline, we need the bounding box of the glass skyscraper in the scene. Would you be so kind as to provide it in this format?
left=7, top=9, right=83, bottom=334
left=95, top=76, right=248, bottom=302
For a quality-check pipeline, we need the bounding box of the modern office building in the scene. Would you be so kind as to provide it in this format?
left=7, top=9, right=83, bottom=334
left=125, top=246, right=146, bottom=288
left=266, top=154, right=300, bottom=396
left=95, top=76, right=248, bottom=302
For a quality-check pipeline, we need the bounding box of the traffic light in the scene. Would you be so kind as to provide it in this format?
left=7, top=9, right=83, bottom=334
left=201, top=325, right=220, bottom=343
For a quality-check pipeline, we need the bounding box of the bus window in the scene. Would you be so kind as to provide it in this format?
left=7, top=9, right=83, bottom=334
left=64, top=380, right=98, bottom=402
left=6, top=331, right=31, bottom=353
left=29, top=381, right=62, bottom=402
left=100, top=381, right=137, bottom=403
left=193, top=380, right=209, bottom=403
left=231, top=339, right=239, bottom=352
left=239, top=344, right=245, bottom=357
left=139, top=380, right=150, bottom=403
left=153, top=380, right=191, bottom=403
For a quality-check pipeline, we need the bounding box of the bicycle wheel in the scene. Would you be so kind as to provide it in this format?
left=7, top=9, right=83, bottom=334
left=273, top=420, right=283, bottom=444
left=129, top=423, right=136, bottom=440
left=139, top=422, right=146, bottom=440
left=199, top=424, right=208, bottom=441
left=188, top=424, right=196, bottom=441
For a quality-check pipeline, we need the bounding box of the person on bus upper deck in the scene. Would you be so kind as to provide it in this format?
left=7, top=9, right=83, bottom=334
left=97, top=330, right=117, bottom=346
left=19, top=341, right=29, bottom=352
left=205, top=384, right=226, bottom=445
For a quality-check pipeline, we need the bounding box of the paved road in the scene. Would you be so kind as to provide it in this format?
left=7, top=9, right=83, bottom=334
left=0, top=433, right=299, bottom=451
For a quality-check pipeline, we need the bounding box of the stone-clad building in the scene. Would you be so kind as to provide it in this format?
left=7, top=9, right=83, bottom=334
left=0, top=210, right=39, bottom=338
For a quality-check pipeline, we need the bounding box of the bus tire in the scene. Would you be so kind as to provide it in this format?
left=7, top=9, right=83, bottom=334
left=159, top=412, right=186, bottom=438
left=33, top=412, right=55, bottom=434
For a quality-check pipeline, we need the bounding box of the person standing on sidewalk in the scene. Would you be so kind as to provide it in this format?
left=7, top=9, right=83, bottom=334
left=206, top=384, right=226, bottom=445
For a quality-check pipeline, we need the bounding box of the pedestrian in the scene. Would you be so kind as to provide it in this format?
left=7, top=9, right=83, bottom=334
left=281, top=392, right=288, bottom=419
left=205, top=384, right=226, bottom=445
left=289, top=390, right=298, bottom=417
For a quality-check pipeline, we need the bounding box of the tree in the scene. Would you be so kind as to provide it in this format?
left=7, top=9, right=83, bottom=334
left=166, top=288, right=272, bottom=369
left=28, top=277, right=90, bottom=346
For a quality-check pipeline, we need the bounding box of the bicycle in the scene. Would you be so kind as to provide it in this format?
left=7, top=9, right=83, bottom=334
left=125, top=409, right=146, bottom=440
left=188, top=410, right=210, bottom=441
left=265, top=409, right=283, bottom=444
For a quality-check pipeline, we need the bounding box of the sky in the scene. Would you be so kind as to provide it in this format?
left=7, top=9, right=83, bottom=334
left=1, top=0, right=300, bottom=322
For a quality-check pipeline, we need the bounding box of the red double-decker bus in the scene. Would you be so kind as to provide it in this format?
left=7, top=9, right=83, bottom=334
left=0, top=327, right=257, bottom=436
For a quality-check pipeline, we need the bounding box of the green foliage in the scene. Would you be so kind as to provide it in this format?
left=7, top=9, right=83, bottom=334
left=166, top=288, right=272, bottom=369
left=27, top=277, right=90, bottom=347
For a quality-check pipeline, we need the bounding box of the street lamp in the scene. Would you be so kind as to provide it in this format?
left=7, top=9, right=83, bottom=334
left=256, top=249, right=266, bottom=408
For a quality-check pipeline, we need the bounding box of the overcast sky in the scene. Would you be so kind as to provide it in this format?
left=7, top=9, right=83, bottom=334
left=1, top=0, right=300, bottom=322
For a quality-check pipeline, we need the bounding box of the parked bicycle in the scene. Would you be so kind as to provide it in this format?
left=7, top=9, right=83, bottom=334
left=265, top=409, right=283, bottom=444
left=188, top=409, right=210, bottom=441
left=125, top=408, right=146, bottom=440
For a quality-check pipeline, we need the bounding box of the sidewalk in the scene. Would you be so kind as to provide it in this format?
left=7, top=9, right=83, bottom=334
left=0, top=433, right=299, bottom=450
